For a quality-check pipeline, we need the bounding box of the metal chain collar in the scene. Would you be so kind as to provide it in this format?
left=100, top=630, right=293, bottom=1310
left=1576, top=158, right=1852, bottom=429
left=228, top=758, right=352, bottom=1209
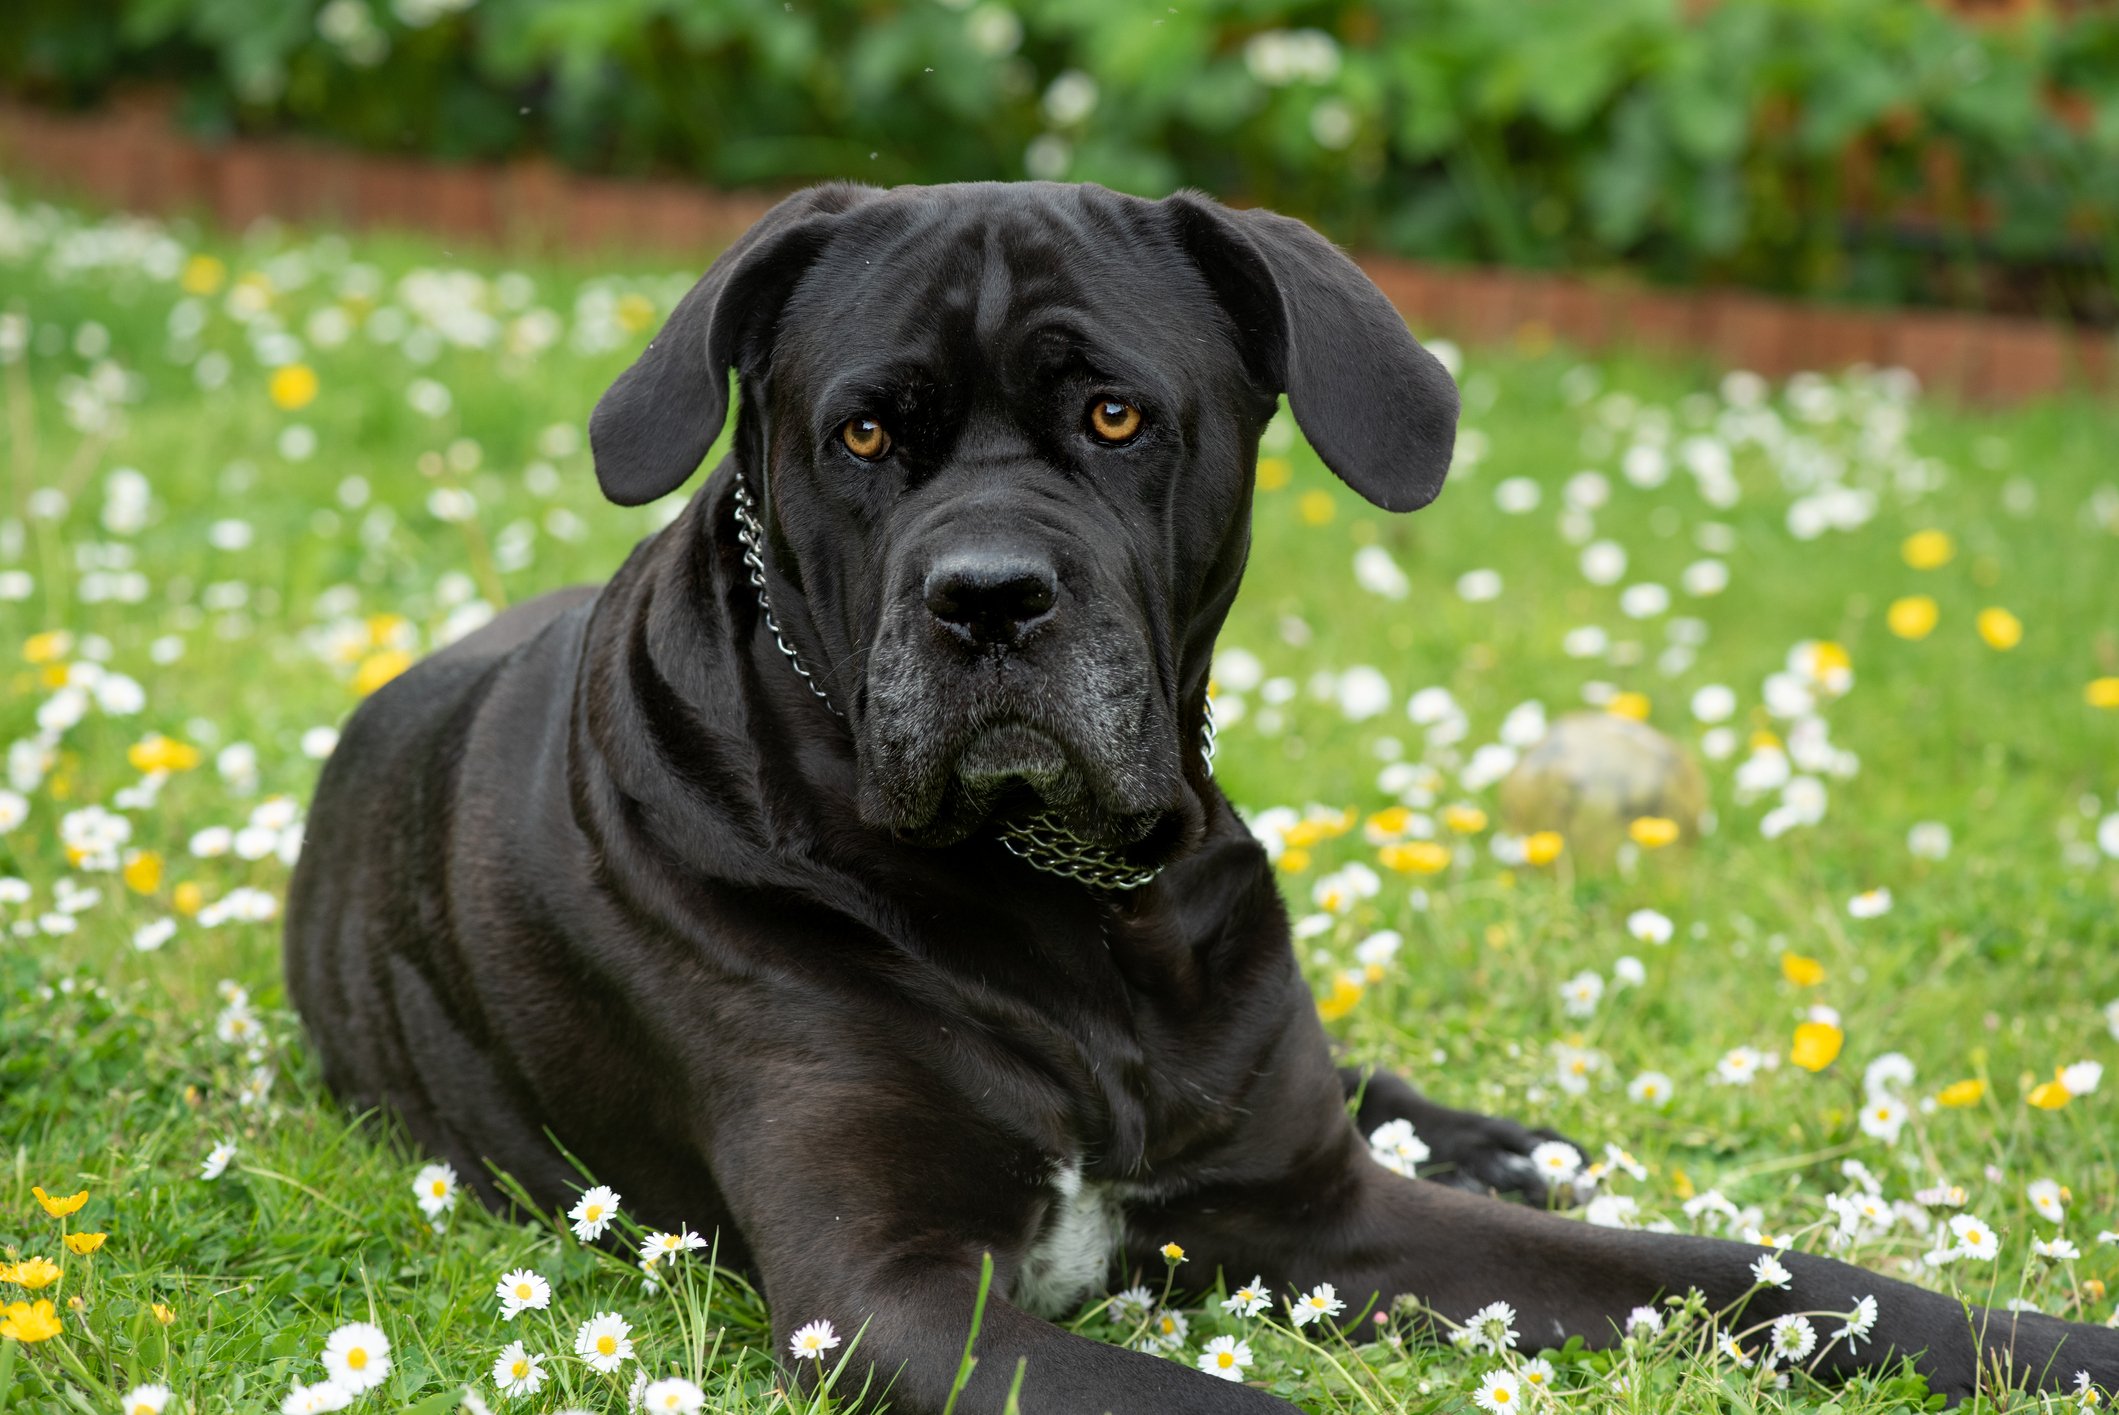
left=730, top=477, right=1214, bottom=892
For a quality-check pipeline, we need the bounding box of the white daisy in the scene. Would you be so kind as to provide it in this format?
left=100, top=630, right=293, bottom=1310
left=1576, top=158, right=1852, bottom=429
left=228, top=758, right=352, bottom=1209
left=1368, top=1119, right=1431, bottom=1176
left=1750, top=1253, right=1792, bottom=1288
left=495, top=1269, right=550, bottom=1320
left=1718, top=1331, right=1757, bottom=1368
left=412, top=1163, right=458, bottom=1219
left=575, top=1312, right=635, bottom=1372
left=638, top=1226, right=706, bottom=1265
left=1626, top=1305, right=1664, bottom=1336
left=1288, top=1283, right=1345, bottom=1329
left=640, top=1377, right=703, bottom=1413
left=1628, top=1071, right=1675, bottom=1108
left=1625, top=909, right=1674, bottom=944
left=2061, top=1061, right=2103, bottom=1097
left=1528, top=1141, right=1582, bottom=1184
left=1520, top=1357, right=1556, bottom=1392
left=1106, top=1284, right=1153, bottom=1326
left=1770, top=1313, right=1817, bottom=1363
left=1455, top=1300, right=1519, bottom=1354
left=1196, top=1334, right=1252, bottom=1382
left=1472, top=1370, right=1522, bottom=1414
left=1834, top=1295, right=1879, bottom=1349
left=568, top=1185, right=620, bottom=1242
left=1221, top=1276, right=1272, bottom=1318
left=1138, top=1308, right=1188, bottom=1352
left=787, top=1319, right=840, bottom=1361
left=2033, top=1237, right=2081, bottom=1263
left=1857, top=1095, right=1908, bottom=1144
left=1949, top=1213, right=1999, bottom=1261
left=1847, top=888, right=1892, bottom=919
left=320, top=1322, right=391, bottom=1393
left=200, top=1140, right=237, bottom=1181
left=491, top=1341, right=545, bottom=1398
left=279, top=1381, right=351, bottom=1415
left=122, top=1384, right=173, bottom=1415
left=2028, top=1178, right=2068, bottom=1223
left=1559, top=970, right=1604, bottom=1018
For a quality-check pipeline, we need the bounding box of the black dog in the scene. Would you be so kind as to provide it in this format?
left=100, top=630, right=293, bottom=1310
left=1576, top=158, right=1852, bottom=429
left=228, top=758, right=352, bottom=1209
left=286, top=182, right=2116, bottom=1412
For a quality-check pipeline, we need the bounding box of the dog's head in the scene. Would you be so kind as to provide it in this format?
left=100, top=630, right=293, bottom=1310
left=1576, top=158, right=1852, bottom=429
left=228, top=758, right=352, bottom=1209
left=590, top=182, right=1457, bottom=864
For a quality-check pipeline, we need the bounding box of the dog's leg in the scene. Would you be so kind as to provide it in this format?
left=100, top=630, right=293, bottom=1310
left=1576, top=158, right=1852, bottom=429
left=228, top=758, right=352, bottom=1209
left=1340, top=1063, right=1579, bottom=1203
left=1133, top=1139, right=2119, bottom=1401
left=711, top=1108, right=1300, bottom=1414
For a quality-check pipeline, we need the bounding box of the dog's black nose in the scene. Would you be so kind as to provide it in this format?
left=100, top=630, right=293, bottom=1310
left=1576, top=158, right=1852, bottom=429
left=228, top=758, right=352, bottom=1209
left=924, top=551, right=1057, bottom=649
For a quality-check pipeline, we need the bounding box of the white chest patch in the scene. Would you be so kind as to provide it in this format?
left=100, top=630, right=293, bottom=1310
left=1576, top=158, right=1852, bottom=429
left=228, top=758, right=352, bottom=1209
left=1013, top=1161, right=1123, bottom=1319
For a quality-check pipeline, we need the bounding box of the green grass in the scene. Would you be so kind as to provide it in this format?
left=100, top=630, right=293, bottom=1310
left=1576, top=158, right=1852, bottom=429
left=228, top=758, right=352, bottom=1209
left=2, top=184, right=2118, bottom=1415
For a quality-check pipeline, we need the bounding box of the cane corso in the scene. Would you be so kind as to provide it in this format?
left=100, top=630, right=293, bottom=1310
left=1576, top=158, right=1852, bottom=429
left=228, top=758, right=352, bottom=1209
left=286, top=182, right=2117, bottom=1411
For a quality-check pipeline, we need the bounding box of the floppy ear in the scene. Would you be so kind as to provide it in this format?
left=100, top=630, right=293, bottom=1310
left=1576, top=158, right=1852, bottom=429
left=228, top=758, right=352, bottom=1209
left=588, top=184, right=878, bottom=506
left=1165, top=193, right=1458, bottom=513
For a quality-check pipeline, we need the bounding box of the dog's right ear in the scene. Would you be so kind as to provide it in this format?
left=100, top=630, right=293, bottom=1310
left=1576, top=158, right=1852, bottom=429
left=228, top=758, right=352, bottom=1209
left=589, top=184, right=877, bottom=506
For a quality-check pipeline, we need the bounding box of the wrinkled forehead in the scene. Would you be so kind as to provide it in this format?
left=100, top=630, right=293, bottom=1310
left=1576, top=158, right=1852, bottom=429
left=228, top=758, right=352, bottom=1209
left=773, top=189, right=1231, bottom=394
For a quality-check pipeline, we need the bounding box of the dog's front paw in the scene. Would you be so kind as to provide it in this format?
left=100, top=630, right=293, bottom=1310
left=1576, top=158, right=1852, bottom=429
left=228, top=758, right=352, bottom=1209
left=1419, top=1113, right=1588, bottom=1206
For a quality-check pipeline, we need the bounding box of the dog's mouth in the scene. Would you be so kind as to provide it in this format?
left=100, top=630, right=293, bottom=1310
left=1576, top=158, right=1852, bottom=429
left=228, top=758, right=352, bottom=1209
left=867, top=715, right=1182, bottom=855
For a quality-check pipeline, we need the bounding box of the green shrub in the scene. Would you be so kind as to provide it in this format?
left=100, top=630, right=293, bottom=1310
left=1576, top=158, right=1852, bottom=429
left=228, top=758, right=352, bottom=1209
left=5, top=0, right=2116, bottom=315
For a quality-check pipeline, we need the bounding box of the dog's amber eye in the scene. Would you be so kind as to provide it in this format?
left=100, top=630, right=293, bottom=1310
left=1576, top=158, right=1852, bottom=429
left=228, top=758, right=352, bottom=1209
left=1087, top=398, right=1142, bottom=444
left=841, top=417, right=891, bottom=460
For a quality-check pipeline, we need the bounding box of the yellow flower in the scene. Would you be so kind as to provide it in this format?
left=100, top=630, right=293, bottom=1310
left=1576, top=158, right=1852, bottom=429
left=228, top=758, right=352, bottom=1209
left=1627, top=816, right=1679, bottom=849
left=172, top=881, right=205, bottom=917
left=1276, top=848, right=1311, bottom=874
left=1379, top=840, right=1451, bottom=875
left=616, top=292, right=656, bottom=333
left=1256, top=456, right=1292, bottom=492
left=2088, top=677, right=2119, bottom=710
left=127, top=735, right=203, bottom=773
left=1523, top=831, right=1564, bottom=867
left=1297, top=489, right=1335, bottom=526
left=269, top=363, right=319, bottom=411
left=1316, top=973, right=1363, bottom=1022
left=22, top=630, right=72, bottom=665
left=122, top=851, right=164, bottom=895
left=152, top=1303, right=175, bottom=1325
left=1441, top=804, right=1487, bottom=834
left=63, top=1233, right=106, bottom=1256
left=1364, top=806, right=1411, bottom=838
left=4, top=1257, right=61, bottom=1290
left=180, top=254, right=227, bottom=296
left=1976, top=607, right=2022, bottom=651
left=1779, top=953, right=1825, bottom=987
left=1901, top=529, right=1955, bottom=570
left=1887, top=595, right=1939, bottom=640
left=1160, top=1242, right=1186, bottom=1264
left=2027, top=1078, right=2071, bottom=1110
left=1937, top=1078, right=1986, bottom=1108
left=1790, top=1021, right=1844, bottom=1073
left=0, top=1299, right=62, bottom=1343
left=1671, top=1168, right=1695, bottom=1201
left=1607, top=691, right=1650, bottom=721
left=31, top=1187, right=88, bottom=1218
left=352, top=649, right=414, bottom=696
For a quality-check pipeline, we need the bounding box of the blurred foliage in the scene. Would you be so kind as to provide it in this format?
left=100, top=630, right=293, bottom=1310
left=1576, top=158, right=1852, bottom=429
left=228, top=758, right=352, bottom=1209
left=4, top=0, right=2118, bottom=316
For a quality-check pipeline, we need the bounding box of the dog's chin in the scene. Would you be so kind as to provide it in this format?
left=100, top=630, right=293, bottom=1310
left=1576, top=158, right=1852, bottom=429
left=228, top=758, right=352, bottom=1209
left=869, top=722, right=1182, bottom=856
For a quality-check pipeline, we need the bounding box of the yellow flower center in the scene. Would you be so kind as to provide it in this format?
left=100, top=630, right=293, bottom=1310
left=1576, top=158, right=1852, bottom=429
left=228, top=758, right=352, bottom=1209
left=347, top=1349, right=368, bottom=1371
left=1160, top=1317, right=1175, bottom=1334
left=598, top=1336, right=617, bottom=1355
left=511, top=1360, right=527, bottom=1378
left=1967, top=1229, right=1985, bottom=1245
left=1494, top=1389, right=1511, bottom=1404
left=585, top=1205, right=602, bottom=1220
left=1217, top=1352, right=1234, bottom=1368
left=515, top=1284, right=532, bottom=1298
left=431, top=1182, right=447, bottom=1196
left=136, top=1404, right=156, bottom=1414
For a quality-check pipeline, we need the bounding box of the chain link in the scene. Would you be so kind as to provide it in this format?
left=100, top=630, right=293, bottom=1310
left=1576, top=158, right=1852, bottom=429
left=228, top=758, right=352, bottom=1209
left=729, top=477, right=1214, bottom=891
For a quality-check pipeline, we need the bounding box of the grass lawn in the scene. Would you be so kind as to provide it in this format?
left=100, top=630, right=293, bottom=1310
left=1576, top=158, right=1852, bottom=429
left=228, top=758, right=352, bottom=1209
left=2, top=185, right=2118, bottom=1415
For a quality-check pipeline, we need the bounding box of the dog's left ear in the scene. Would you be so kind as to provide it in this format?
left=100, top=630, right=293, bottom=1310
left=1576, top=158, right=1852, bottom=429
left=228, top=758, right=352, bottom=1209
left=589, top=183, right=878, bottom=506
left=1165, top=193, right=1458, bottom=513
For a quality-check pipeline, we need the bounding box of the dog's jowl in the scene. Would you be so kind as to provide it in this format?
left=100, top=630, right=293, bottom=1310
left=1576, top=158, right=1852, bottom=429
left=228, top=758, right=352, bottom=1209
left=286, top=182, right=2116, bottom=1412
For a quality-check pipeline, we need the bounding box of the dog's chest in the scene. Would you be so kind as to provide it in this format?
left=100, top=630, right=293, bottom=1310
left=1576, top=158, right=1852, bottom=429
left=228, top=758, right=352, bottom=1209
left=1012, top=1161, right=1124, bottom=1319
